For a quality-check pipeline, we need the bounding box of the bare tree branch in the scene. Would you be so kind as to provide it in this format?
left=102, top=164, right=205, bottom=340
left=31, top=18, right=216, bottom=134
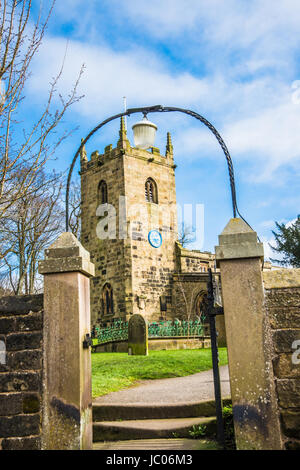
left=178, top=223, right=196, bottom=248
left=0, top=1, right=84, bottom=231
left=0, top=167, right=65, bottom=293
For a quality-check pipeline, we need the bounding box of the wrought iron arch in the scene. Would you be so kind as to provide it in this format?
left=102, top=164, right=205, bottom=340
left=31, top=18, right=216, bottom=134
left=66, top=104, right=249, bottom=231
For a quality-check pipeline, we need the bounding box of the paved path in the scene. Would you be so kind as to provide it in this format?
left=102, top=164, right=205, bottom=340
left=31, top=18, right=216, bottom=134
left=94, top=365, right=230, bottom=406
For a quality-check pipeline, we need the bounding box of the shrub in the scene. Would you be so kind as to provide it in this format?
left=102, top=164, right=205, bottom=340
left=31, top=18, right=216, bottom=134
left=223, top=404, right=236, bottom=450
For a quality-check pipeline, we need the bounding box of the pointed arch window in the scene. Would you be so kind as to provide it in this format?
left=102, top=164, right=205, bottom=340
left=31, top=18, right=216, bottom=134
left=102, top=283, right=114, bottom=316
left=145, top=178, right=158, bottom=204
left=194, top=291, right=208, bottom=324
left=98, top=180, right=108, bottom=204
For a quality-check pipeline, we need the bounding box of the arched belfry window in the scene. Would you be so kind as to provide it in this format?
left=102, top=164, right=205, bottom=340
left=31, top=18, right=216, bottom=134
left=145, top=178, right=158, bottom=204
left=98, top=180, right=108, bottom=204
left=102, top=283, right=114, bottom=316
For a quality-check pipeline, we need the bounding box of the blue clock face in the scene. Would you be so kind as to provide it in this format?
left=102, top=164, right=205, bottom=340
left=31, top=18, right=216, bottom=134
left=148, top=230, right=162, bottom=248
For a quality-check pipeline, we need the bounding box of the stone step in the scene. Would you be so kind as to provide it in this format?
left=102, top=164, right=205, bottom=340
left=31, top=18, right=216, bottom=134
left=93, top=398, right=231, bottom=422
left=93, top=438, right=221, bottom=450
left=93, top=416, right=216, bottom=442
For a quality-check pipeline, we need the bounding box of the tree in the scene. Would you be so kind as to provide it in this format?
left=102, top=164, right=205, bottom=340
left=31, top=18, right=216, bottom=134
left=0, top=273, right=13, bottom=295
left=0, top=0, right=84, bottom=259
left=0, top=172, right=84, bottom=294
left=178, top=223, right=195, bottom=248
left=0, top=168, right=64, bottom=294
left=270, top=216, right=300, bottom=268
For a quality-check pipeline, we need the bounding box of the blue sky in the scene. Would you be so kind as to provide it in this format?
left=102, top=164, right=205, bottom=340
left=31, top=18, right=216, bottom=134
left=26, top=0, right=300, bottom=255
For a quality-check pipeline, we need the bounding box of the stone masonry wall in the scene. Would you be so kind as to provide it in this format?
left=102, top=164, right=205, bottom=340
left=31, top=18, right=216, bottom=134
left=81, top=122, right=179, bottom=324
left=123, top=146, right=178, bottom=322
left=177, top=244, right=215, bottom=273
left=263, top=270, right=300, bottom=450
left=81, top=144, right=130, bottom=325
left=0, top=295, right=43, bottom=450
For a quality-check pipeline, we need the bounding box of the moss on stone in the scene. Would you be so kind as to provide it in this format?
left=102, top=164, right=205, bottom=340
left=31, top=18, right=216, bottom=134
left=23, top=394, right=40, bottom=414
left=128, top=342, right=148, bottom=356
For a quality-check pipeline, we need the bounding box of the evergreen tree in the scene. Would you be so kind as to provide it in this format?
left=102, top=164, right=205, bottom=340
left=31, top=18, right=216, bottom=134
left=270, top=216, right=300, bottom=267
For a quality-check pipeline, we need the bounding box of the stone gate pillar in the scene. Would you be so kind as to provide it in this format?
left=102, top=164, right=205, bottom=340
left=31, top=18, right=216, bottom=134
left=39, top=232, right=95, bottom=450
left=215, top=218, right=283, bottom=450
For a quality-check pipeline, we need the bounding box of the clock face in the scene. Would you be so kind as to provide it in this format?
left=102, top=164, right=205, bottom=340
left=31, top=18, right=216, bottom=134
left=148, top=230, right=162, bottom=248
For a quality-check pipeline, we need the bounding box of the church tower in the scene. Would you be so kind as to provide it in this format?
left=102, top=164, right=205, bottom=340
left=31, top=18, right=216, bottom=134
left=80, top=118, right=178, bottom=326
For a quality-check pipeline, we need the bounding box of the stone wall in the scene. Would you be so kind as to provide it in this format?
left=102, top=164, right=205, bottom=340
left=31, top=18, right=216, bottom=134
left=93, top=336, right=211, bottom=353
left=148, top=336, right=211, bottom=351
left=263, top=269, right=300, bottom=450
left=176, top=243, right=215, bottom=273
left=0, top=294, right=43, bottom=450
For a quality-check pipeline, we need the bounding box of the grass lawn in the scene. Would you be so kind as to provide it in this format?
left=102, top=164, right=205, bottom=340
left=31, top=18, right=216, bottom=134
left=92, top=348, right=228, bottom=398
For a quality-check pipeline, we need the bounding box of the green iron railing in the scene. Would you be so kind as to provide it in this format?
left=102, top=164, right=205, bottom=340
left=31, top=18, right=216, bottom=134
left=92, top=319, right=205, bottom=349
left=148, top=320, right=204, bottom=338
left=92, top=320, right=128, bottom=347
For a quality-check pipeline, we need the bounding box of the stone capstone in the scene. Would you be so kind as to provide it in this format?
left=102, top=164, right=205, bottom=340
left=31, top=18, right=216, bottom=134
left=38, top=232, right=95, bottom=278
left=215, top=218, right=264, bottom=266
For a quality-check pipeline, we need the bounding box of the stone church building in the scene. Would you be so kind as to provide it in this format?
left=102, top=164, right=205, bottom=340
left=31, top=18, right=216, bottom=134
left=80, top=118, right=215, bottom=327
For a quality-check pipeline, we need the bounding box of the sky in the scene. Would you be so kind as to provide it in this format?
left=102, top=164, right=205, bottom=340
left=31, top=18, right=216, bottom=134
left=25, top=0, right=300, bottom=256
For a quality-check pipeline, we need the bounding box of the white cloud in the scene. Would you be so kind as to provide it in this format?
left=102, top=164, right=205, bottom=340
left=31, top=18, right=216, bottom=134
left=224, top=100, right=300, bottom=180
left=104, top=0, right=300, bottom=82
left=50, top=1, right=300, bottom=77
left=261, top=234, right=282, bottom=263
left=26, top=2, right=300, bottom=182
left=286, top=218, right=297, bottom=228
left=261, top=216, right=297, bottom=262
left=28, top=37, right=212, bottom=115
left=259, top=220, right=275, bottom=230
left=111, top=0, right=300, bottom=47
left=262, top=237, right=275, bottom=261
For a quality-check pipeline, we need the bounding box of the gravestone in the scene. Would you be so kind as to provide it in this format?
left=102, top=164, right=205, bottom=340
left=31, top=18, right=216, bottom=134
left=128, top=314, right=148, bottom=356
